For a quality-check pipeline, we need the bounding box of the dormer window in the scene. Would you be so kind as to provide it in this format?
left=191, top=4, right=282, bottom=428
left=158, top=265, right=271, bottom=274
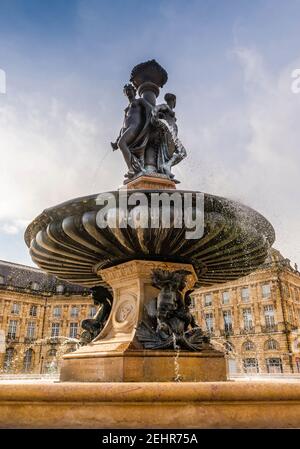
left=30, top=282, right=39, bottom=291
left=56, top=284, right=65, bottom=294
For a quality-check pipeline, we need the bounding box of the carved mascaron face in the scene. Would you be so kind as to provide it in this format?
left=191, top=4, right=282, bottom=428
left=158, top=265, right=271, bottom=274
left=157, top=286, right=177, bottom=318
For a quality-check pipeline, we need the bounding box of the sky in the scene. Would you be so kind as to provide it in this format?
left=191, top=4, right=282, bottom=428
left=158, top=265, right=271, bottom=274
left=0, top=0, right=300, bottom=267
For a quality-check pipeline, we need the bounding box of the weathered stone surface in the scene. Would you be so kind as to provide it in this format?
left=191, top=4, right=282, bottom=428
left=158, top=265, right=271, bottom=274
left=1, top=381, right=300, bottom=428
left=60, top=260, right=223, bottom=382
left=60, top=350, right=226, bottom=382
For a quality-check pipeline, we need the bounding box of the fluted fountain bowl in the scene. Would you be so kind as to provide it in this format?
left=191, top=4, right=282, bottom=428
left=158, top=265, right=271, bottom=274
left=25, top=189, right=275, bottom=288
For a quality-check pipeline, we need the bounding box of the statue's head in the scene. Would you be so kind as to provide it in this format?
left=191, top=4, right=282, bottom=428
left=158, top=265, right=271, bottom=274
left=123, top=83, right=136, bottom=101
left=164, top=93, right=176, bottom=109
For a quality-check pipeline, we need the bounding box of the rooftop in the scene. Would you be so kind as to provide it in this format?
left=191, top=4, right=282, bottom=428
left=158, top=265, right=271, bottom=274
left=0, top=259, right=90, bottom=295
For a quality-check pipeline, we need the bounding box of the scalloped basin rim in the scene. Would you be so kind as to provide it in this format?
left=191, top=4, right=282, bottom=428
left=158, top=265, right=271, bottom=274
left=24, top=190, right=275, bottom=288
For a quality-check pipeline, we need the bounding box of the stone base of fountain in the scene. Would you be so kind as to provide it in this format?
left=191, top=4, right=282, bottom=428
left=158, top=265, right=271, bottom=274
left=60, top=260, right=226, bottom=382
left=60, top=349, right=226, bottom=382
left=1, top=381, right=300, bottom=428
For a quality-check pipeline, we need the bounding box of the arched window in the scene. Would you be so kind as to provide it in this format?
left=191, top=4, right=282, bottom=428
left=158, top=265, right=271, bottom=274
left=265, top=339, right=279, bottom=351
left=243, top=341, right=255, bottom=351
left=23, top=349, right=34, bottom=372
left=47, top=348, right=57, bottom=357
left=3, top=348, right=15, bottom=372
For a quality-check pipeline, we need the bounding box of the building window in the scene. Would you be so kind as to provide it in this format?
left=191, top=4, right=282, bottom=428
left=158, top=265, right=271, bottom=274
left=282, top=284, right=290, bottom=296
left=204, top=294, right=212, bottom=307
left=266, top=358, right=283, bottom=374
left=287, top=306, right=293, bottom=323
left=241, top=287, right=250, bottom=303
left=88, top=306, right=97, bottom=318
left=29, top=305, right=37, bottom=317
left=189, top=296, right=195, bottom=308
left=70, top=306, right=79, bottom=318
left=30, top=282, right=39, bottom=291
left=26, top=321, right=36, bottom=339
left=223, top=310, right=232, bottom=332
left=56, top=284, right=65, bottom=294
left=53, top=306, right=62, bottom=318
left=222, top=291, right=230, bottom=305
left=0, top=275, right=4, bottom=284
left=23, top=349, right=33, bottom=372
left=261, top=283, right=271, bottom=298
left=243, top=341, right=255, bottom=351
left=69, top=322, right=78, bottom=339
left=47, top=349, right=57, bottom=357
left=264, top=305, right=275, bottom=328
left=11, top=303, right=20, bottom=315
left=243, top=308, right=253, bottom=330
left=204, top=313, right=214, bottom=333
left=296, top=358, right=300, bottom=373
left=243, top=358, right=259, bottom=374
left=51, top=323, right=60, bottom=337
left=3, top=348, right=15, bottom=372
left=7, top=320, right=18, bottom=339
left=265, top=339, right=279, bottom=351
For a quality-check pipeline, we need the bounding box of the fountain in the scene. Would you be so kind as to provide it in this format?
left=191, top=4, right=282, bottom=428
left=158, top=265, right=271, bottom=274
left=23, top=60, right=274, bottom=383
left=2, top=60, right=300, bottom=428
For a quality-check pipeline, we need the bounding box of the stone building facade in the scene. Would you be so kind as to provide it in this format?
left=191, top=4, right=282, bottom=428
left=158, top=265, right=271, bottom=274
left=0, top=260, right=93, bottom=374
left=1, top=248, right=300, bottom=375
left=192, top=249, right=300, bottom=374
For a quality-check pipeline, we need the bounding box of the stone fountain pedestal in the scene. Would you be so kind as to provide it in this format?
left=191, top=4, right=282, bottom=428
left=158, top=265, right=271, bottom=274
left=60, top=260, right=226, bottom=382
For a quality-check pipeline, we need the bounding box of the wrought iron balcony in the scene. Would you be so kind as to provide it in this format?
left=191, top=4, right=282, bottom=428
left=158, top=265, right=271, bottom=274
left=6, top=335, right=19, bottom=343
left=261, top=324, right=278, bottom=333
left=240, top=327, right=255, bottom=335
left=220, top=328, right=234, bottom=337
left=24, top=337, right=37, bottom=344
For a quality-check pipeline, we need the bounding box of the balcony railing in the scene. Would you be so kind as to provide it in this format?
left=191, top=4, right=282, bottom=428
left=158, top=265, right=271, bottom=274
left=240, top=327, right=255, bottom=335
left=49, top=337, right=60, bottom=344
left=24, top=337, right=37, bottom=344
left=261, top=324, right=278, bottom=333
left=220, top=329, right=234, bottom=337
left=6, top=336, right=19, bottom=343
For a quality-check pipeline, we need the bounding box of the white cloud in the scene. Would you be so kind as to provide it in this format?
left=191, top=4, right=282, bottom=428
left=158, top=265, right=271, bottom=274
left=0, top=93, right=123, bottom=227
left=0, top=45, right=299, bottom=267
left=0, top=220, right=27, bottom=235
left=182, top=46, right=300, bottom=264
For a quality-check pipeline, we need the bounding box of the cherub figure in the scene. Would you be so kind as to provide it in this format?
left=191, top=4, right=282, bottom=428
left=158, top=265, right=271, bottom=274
left=153, top=93, right=187, bottom=179
left=111, top=84, right=152, bottom=179
left=80, top=286, right=113, bottom=345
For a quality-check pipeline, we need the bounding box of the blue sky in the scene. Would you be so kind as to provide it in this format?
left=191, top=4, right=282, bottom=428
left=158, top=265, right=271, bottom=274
left=0, top=0, right=300, bottom=266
